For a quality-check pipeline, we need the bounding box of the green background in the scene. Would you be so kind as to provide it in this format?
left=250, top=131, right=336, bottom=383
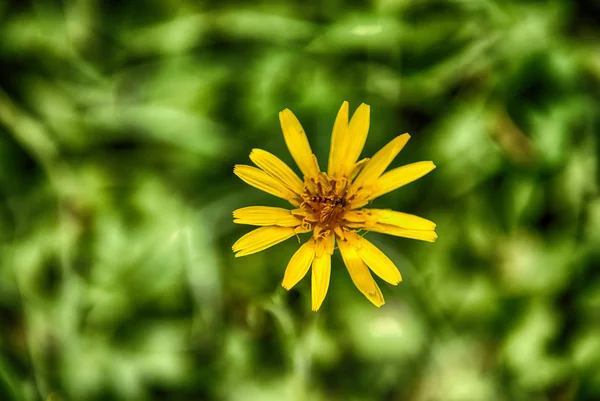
left=1, top=1, right=599, bottom=400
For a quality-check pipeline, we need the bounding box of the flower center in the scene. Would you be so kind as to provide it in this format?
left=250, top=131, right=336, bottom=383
left=301, top=173, right=349, bottom=230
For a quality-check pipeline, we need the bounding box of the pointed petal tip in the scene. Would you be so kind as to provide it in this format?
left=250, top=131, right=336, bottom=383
left=234, top=250, right=251, bottom=257
left=278, top=109, right=291, bottom=122
left=354, top=103, right=370, bottom=115
left=279, top=108, right=296, bottom=120
left=392, top=133, right=410, bottom=144
left=248, top=148, right=271, bottom=159
left=366, top=292, right=385, bottom=307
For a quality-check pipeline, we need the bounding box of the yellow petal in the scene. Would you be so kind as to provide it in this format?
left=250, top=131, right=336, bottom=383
left=370, top=224, right=438, bottom=242
left=343, top=103, right=370, bottom=176
left=282, top=240, right=315, bottom=290
left=348, top=199, right=369, bottom=210
left=250, top=149, right=304, bottom=195
left=327, top=101, right=349, bottom=177
left=234, top=164, right=300, bottom=206
left=352, top=134, right=410, bottom=190
left=348, top=157, right=369, bottom=181
left=369, top=161, right=436, bottom=199
left=338, top=239, right=384, bottom=307
left=343, top=210, right=367, bottom=224
left=314, top=230, right=336, bottom=257
left=345, top=208, right=436, bottom=238
left=361, top=209, right=436, bottom=231
left=311, top=252, right=331, bottom=311
left=232, top=226, right=296, bottom=257
left=279, top=108, right=320, bottom=179
left=233, top=206, right=303, bottom=227
left=348, top=232, right=402, bottom=285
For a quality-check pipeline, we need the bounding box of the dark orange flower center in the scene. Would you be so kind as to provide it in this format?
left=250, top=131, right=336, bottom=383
left=300, top=173, right=352, bottom=230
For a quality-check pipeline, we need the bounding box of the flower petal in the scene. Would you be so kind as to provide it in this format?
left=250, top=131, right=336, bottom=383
left=282, top=240, right=315, bottom=290
left=369, top=224, right=438, bottom=242
left=348, top=200, right=369, bottom=210
left=348, top=157, right=369, bottom=181
left=343, top=210, right=370, bottom=224
left=355, top=209, right=436, bottom=231
left=348, top=232, right=402, bottom=285
left=279, top=108, right=320, bottom=179
left=233, top=206, right=303, bottom=227
left=310, top=232, right=335, bottom=311
left=369, top=161, right=436, bottom=199
left=338, top=238, right=384, bottom=307
left=314, top=229, right=336, bottom=257
left=327, top=101, right=349, bottom=177
left=234, top=164, right=300, bottom=206
left=232, top=226, right=296, bottom=257
left=250, top=148, right=304, bottom=195
left=311, top=252, right=331, bottom=311
left=351, top=134, right=410, bottom=191
left=343, top=103, right=370, bottom=176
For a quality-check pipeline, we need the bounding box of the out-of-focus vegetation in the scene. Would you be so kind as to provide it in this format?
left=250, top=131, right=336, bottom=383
left=1, top=1, right=599, bottom=400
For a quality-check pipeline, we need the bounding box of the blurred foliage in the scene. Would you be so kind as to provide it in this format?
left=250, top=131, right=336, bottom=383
left=1, top=0, right=599, bottom=400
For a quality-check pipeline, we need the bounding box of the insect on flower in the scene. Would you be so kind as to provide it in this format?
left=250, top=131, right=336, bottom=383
left=232, top=101, right=437, bottom=311
left=305, top=195, right=347, bottom=223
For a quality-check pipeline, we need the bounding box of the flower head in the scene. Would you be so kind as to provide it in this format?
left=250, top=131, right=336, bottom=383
left=233, top=102, right=437, bottom=311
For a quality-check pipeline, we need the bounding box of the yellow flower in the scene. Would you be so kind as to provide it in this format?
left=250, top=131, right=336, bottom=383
left=232, top=102, right=437, bottom=311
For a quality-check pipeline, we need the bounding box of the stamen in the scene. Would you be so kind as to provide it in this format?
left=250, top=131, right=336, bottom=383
left=300, top=172, right=352, bottom=234
left=301, top=218, right=312, bottom=231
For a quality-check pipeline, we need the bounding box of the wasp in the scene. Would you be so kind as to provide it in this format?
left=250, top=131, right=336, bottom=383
left=307, top=195, right=347, bottom=223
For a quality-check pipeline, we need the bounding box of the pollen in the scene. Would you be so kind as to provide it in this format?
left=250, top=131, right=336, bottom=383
left=300, top=174, right=350, bottom=230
